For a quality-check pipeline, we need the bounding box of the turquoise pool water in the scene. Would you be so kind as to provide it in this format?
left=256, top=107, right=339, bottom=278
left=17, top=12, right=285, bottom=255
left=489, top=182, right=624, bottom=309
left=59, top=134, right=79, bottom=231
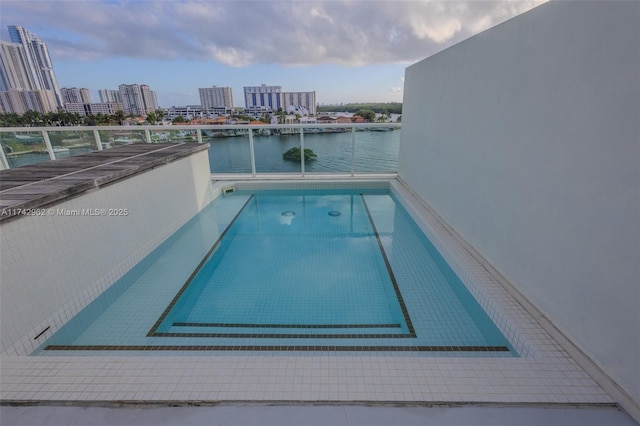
left=35, top=188, right=515, bottom=356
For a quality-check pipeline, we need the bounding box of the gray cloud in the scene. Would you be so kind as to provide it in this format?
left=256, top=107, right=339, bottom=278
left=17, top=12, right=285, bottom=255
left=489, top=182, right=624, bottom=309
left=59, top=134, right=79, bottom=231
left=1, top=0, right=547, bottom=66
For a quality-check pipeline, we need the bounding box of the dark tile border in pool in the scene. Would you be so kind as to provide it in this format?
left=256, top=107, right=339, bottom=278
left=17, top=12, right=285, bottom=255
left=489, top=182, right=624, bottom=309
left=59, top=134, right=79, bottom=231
left=151, top=333, right=414, bottom=339
left=173, top=323, right=402, bottom=329
left=163, top=322, right=411, bottom=339
left=360, top=194, right=416, bottom=336
left=146, top=195, right=255, bottom=337
left=44, top=345, right=510, bottom=352
left=145, top=192, right=418, bottom=341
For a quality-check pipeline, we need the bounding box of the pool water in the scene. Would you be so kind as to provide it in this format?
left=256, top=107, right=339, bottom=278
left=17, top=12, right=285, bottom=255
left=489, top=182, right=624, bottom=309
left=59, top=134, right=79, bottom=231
left=35, top=189, right=515, bottom=356
left=152, top=192, right=412, bottom=339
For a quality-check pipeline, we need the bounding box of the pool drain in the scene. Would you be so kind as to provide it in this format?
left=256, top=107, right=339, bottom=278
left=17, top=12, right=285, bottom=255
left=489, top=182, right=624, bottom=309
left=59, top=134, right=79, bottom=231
left=328, top=211, right=341, bottom=217
left=281, top=211, right=296, bottom=217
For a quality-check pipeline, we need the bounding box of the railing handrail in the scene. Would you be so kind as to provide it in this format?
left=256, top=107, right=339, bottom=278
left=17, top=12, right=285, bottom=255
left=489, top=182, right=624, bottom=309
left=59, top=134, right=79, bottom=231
left=0, top=122, right=401, bottom=133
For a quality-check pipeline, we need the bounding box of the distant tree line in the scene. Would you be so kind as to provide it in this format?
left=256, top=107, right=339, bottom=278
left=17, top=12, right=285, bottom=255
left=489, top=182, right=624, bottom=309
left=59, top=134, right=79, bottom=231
left=317, top=102, right=402, bottom=115
left=0, top=109, right=168, bottom=127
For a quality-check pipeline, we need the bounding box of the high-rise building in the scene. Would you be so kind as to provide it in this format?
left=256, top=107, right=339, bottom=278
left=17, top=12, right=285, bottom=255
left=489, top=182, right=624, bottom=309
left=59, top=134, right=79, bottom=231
left=7, top=25, right=63, bottom=108
left=244, top=84, right=283, bottom=111
left=118, top=84, right=159, bottom=116
left=0, top=40, right=37, bottom=92
left=98, top=89, right=121, bottom=103
left=0, top=38, right=58, bottom=114
left=283, top=91, right=317, bottom=115
left=199, top=86, right=233, bottom=110
left=0, top=88, right=57, bottom=114
left=61, top=87, right=91, bottom=104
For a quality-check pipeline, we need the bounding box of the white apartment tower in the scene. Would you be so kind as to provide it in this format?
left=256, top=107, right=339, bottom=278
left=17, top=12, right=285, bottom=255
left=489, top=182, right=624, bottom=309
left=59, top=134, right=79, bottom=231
left=61, top=87, right=91, bottom=104
left=244, top=84, right=283, bottom=111
left=99, top=89, right=122, bottom=103
left=7, top=25, right=63, bottom=108
left=118, top=84, right=159, bottom=116
left=199, top=86, right=233, bottom=110
left=0, top=39, right=58, bottom=114
left=0, top=40, right=37, bottom=91
left=283, top=91, right=317, bottom=115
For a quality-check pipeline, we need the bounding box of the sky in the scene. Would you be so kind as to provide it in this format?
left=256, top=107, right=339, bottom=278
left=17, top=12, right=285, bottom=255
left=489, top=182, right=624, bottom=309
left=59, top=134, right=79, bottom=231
left=0, top=0, right=547, bottom=108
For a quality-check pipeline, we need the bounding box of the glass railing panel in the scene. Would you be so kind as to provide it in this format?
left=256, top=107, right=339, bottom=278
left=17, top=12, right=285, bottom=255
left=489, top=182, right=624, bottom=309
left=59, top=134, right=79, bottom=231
left=353, top=127, right=400, bottom=173
left=149, top=129, right=198, bottom=143
left=303, top=128, right=352, bottom=174
left=254, top=130, right=302, bottom=174
left=206, top=133, right=252, bottom=174
left=0, top=123, right=401, bottom=172
left=2, top=131, right=49, bottom=168
left=97, top=130, right=146, bottom=149
left=203, top=128, right=248, bottom=141
left=49, top=130, right=98, bottom=159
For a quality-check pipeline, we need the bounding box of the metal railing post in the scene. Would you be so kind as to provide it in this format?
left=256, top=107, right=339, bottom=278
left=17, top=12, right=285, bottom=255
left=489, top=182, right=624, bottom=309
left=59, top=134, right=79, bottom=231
left=144, top=129, right=152, bottom=143
left=248, top=129, right=256, bottom=177
left=93, top=130, right=103, bottom=151
left=42, top=130, right=55, bottom=160
left=0, top=141, right=9, bottom=169
left=351, top=126, right=356, bottom=176
left=196, top=129, right=203, bottom=144
left=300, top=127, right=305, bottom=176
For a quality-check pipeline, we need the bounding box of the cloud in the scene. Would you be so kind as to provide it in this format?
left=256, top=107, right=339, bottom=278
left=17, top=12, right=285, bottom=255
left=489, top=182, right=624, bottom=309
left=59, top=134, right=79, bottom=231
left=389, top=76, right=405, bottom=94
left=1, top=0, right=548, bottom=66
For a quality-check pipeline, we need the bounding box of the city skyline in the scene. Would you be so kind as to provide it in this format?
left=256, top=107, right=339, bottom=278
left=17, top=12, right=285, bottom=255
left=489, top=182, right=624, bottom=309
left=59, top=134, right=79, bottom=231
left=0, top=1, right=546, bottom=107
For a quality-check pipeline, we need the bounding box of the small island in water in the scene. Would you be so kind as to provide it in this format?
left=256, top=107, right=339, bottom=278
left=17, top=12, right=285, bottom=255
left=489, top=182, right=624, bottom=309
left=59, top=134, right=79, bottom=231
left=283, top=147, right=317, bottom=162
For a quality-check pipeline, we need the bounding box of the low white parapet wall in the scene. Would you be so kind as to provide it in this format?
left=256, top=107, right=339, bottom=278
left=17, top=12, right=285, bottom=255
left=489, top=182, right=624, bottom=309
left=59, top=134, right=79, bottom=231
left=0, top=145, right=213, bottom=356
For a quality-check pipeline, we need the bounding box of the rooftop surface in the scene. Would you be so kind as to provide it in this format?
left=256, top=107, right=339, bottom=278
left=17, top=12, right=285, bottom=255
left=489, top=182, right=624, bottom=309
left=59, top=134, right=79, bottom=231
left=0, top=143, right=207, bottom=221
left=0, top=148, right=636, bottom=423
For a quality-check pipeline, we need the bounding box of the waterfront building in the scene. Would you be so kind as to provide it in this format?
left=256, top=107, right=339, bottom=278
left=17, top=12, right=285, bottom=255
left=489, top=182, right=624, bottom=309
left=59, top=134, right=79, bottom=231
left=283, top=91, right=316, bottom=115
left=7, top=25, right=63, bottom=108
left=165, top=105, right=234, bottom=121
left=164, top=105, right=203, bottom=121
left=61, top=87, right=91, bottom=104
left=207, top=106, right=234, bottom=117
left=244, top=84, right=283, bottom=111
left=118, top=84, right=159, bottom=116
left=199, top=86, right=233, bottom=109
left=244, top=105, right=273, bottom=119
left=63, top=102, right=123, bottom=116
left=316, top=115, right=337, bottom=124
left=98, top=89, right=121, bottom=103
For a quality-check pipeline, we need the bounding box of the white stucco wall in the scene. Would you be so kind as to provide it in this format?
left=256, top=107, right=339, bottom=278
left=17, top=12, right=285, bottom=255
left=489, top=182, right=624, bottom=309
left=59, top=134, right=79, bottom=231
left=0, top=150, right=213, bottom=356
left=399, top=1, right=639, bottom=404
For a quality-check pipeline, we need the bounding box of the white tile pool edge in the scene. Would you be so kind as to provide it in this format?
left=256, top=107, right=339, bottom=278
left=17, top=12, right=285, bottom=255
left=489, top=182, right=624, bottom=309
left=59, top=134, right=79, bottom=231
left=0, top=178, right=616, bottom=408
left=388, top=180, right=535, bottom=358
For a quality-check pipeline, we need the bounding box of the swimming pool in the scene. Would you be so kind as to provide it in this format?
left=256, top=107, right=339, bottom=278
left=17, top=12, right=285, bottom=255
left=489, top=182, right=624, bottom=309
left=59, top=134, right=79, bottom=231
left=35, top=187, right=515, bottom=356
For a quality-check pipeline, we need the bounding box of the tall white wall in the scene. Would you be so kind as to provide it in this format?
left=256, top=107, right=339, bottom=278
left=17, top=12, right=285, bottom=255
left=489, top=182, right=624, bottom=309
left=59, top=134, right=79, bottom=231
left=399, top=1, right=639, bottom=404
left=0, top=151, right=213, bottom=356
